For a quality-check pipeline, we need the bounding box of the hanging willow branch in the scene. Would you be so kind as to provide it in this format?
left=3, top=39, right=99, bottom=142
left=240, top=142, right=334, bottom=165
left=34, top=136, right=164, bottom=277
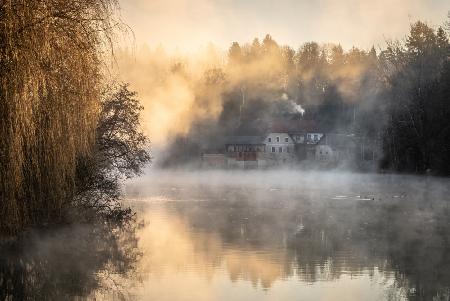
left=0, top=0, right=121, bottom=234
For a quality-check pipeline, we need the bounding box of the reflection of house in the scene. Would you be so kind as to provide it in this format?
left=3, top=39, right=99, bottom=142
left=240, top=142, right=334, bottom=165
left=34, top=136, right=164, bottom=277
left=225, top=136, right=266, bottom=168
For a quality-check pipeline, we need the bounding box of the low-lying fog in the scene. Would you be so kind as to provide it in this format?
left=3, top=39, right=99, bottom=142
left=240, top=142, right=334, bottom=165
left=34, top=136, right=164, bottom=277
left=126, top=169, right=449, bottom=202
left=2, top=170, right=450, bottom=301
left=119, top=170, right=450, bottom=301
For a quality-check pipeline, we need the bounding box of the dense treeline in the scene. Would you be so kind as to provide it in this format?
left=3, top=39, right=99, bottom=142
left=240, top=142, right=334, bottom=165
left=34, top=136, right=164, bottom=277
left=163, top=16, right=450, bottom=175
left=224, top=34, right=381, bottom=135
left=380, top=22, right=450, bottom=173
left=0, top=1, right=150, bottom=235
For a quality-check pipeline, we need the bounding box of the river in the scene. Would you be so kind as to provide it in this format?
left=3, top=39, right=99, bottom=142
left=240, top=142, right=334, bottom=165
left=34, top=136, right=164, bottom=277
left=1, top=170, right=450, bottom=301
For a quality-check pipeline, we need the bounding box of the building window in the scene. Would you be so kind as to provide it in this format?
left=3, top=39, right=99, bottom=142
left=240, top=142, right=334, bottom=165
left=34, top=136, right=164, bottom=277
left=279, top=147, right=283, bottom=153
left=314, top=134, right=318, bottom=141
left=268, top=137, right=272, bottom=142
left=271, top=147, right=275, bottom=153
left=285, top=137, right=289, bottom=142
left=307, top=134, right=311, bottom=140
left=276, top=136, right=280, bottom=142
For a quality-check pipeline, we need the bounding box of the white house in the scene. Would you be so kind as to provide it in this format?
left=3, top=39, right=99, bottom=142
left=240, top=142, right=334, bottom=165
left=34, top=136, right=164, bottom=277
left=264, top=133, right=296, bottom=164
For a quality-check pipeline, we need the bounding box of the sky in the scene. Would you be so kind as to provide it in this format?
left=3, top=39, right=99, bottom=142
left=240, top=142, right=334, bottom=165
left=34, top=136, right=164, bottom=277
left=119, top=0, right=449, bottom=52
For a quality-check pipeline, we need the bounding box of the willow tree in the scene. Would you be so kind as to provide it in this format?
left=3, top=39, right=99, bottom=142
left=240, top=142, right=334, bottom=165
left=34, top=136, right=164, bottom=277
left=0, top=0, right=120, bottom=234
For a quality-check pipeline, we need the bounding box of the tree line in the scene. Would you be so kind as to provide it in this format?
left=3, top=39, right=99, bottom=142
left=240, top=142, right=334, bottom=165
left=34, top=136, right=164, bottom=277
left=163, top=15, right=450, bottom=175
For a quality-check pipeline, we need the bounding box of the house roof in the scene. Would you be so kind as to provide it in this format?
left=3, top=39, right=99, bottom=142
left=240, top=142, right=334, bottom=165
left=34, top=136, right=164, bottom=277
left=270, top=119, right=323, bottom=133
left=225, top=136, right=265, bottom=145
left=318, top=134, right=357, bottom=148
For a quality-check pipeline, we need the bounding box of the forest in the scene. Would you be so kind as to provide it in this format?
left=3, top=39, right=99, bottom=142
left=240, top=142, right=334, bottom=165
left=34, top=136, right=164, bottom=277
left=162, top=16, right=450, bottom=175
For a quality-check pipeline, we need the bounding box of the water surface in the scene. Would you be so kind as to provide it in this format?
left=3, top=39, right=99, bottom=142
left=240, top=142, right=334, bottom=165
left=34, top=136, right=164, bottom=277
left=119, top=171, right=450, bottom=301
left=2, top=171, right=450, bottom=301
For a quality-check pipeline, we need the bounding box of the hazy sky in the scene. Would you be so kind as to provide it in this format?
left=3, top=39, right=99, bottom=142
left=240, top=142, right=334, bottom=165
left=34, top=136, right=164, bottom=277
left=120, top=0, right=449, bottom=52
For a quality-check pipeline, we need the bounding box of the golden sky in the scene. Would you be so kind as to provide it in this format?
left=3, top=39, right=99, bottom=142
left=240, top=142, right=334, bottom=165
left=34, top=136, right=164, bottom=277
left=120, top=0, right=449, bottom=52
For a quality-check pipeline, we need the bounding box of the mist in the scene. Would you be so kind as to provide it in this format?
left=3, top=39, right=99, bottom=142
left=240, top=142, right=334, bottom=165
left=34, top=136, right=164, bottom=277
left=114, top=10, right=450, bottom=174
left=114, top=37, right=380, bottom=167
left=3, top=1, right=450, bottom=300
left=120, top=169, right=450, bottom=300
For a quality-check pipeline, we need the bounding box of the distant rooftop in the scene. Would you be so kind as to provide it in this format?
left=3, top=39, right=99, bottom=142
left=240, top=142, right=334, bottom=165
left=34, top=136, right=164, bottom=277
left=319, top=133, right=357, bottom=148
left=270, top=119, right=323, bottom=133
left=225, top=136, right=265, bottom=145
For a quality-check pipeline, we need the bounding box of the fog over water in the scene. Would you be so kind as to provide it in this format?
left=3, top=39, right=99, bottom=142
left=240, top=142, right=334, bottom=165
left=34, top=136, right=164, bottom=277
left=2, top=170, right=450, bottom=300
left=120, top=170, right=450, bottom=301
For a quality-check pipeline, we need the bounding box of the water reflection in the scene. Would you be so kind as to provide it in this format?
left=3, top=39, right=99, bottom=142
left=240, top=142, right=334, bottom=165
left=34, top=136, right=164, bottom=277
left=131, top=207, right=392, bottom=300
left=1, top=171, right=450, bottom=301
left=125, top=171, right=450, bottom=301
left=0, top=221, right=139, bottom=301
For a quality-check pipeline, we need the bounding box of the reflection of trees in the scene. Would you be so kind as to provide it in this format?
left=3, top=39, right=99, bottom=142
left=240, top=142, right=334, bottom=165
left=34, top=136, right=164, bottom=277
left=0, top=221, right=139, bottom=301
left=361, top=200, right=450, bottom=301
left=163, top=184, right=450, bottom=300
